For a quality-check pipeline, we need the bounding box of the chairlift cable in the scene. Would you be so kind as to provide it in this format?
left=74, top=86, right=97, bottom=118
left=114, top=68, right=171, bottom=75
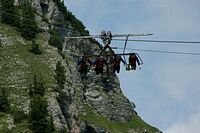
left=0, top=10, right=80, bottom=35
left=115, top=47, right=200, bottom=56
left=0, top=10, right=36, bottom=22
left=1, top=10, right=200, bottom=45
left=112, top=39, right=200, bottom=44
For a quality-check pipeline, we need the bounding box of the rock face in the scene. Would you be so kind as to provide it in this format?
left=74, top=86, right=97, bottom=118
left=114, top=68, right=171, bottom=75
left=0, top=0, right=161, bottom=133
left=83, top=72, right=135, bottom=122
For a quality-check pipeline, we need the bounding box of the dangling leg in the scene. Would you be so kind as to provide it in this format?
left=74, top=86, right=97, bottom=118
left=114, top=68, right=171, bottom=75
left=117, top=66, right=120, bottom=73
left=100, top=67, right=103, bottom=74
left=95, top=67, right=99, bottom=75
left=113, top=67, right=116, bottom=73
left=132, top=65, right=136, bottom=70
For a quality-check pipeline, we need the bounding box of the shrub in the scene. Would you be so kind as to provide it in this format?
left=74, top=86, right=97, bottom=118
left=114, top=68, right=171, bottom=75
left=30, top=40, right=42, bottom=54
left=54, top=61, right=66, bottom=90
left=13, top=110, right=27, bottom=123
left=49, top=30, right=63, bottom=51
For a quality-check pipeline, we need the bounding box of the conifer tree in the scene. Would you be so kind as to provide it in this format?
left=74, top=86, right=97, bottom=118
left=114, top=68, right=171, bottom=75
left=55, top=61, right=66, bottom=90
left=29, top=75, right=52, bottom=133
left=20, top=3, right=37, bottom=40
left=1, top=0, right=19, bottom=26
left=29, top=75, right=45, bottom=97
left=0, top=87, right=10, bottom=112
left=29, top=95, right=49, bottom=133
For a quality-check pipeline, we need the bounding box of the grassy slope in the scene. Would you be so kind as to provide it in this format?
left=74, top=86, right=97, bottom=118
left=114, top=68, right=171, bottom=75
left=0, top=23, right=54, bottom=132
left=0, top=23, right=54, bottom=85
left=80, top=104, right=159, bottom=133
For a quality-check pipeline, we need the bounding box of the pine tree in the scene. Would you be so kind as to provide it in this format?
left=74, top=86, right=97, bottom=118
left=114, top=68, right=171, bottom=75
left=29, top=95, right=49, bottom=133
left=54, top=61, right=66, bottom=90
left=29, top=75, right=45, bottom=97
left=28, top=75, right=52, bottom=133
left=20, top=3, right=37, bottom=40
left=0, top=87, right=10, bottom=112
left=1, top=0, right=19, bottom=26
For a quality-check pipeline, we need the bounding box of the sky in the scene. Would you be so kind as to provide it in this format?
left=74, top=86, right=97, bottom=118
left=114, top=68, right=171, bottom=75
left=64, top=0, right=200, bottom=132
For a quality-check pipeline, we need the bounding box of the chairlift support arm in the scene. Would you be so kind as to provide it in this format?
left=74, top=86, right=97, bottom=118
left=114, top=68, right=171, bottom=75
left=64, top=33, right=153, bottom=39
left=122, top=35, right=131, bottom=65
left=135, top=53, right=143, bottom=65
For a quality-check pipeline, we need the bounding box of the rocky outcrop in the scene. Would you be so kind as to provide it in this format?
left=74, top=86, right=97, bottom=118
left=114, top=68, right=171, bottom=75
left=82, top=72, right=135, bottom=122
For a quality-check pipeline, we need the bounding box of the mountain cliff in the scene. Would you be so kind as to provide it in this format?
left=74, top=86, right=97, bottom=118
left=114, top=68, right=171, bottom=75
left=0, top=0, right=161, bottom=133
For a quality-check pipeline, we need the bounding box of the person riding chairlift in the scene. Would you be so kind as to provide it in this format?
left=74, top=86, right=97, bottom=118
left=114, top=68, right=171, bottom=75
left=77, top=56, right=92, bottom=73
left=112, top=54, right=125, bottom=73
left=93, top=56, right=107, bottom=75
left=128, top=53, right=140, bottom=70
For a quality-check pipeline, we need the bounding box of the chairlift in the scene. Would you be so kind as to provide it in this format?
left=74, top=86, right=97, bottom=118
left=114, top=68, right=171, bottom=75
left=65, top=31, right=152, bottom=74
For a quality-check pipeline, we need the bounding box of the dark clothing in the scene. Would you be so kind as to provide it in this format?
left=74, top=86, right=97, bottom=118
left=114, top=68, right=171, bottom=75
left=112, top=55, right=125, bottom=73
left=129, top=53, right=140, bottom=70
left=93, top=57, right=107, bottom=75
left=77, top=58, right=92, bottom=73
left=95, top=67, right=104, bottom=75
left=113, top=65, right=120, bottom=73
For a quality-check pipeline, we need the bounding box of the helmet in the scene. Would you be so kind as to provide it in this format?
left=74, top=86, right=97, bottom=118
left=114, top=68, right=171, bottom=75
left=101, top=31, right=106, bottom=36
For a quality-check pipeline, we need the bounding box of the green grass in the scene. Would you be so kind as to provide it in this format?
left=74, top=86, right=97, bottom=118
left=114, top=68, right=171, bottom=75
left=0, top=23, right=19, bottom=37
left=0, top=113, right=9, bottom=132
left=0, top=23, right=55, bottom=110
left=0, top=113, right=31, bottom=133
left=10, top=120, right=32, bottom=133
left=0, top=23, right=56, bottom=131
left=80, top=104, right=159, bottom=133
left=0, top=23, right=55, bottom=87
left=13, top=42, right=53, bottom=85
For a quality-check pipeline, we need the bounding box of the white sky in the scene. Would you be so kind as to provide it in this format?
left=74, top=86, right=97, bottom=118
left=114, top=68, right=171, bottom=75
left=64, top=0, right=200, bottom=132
